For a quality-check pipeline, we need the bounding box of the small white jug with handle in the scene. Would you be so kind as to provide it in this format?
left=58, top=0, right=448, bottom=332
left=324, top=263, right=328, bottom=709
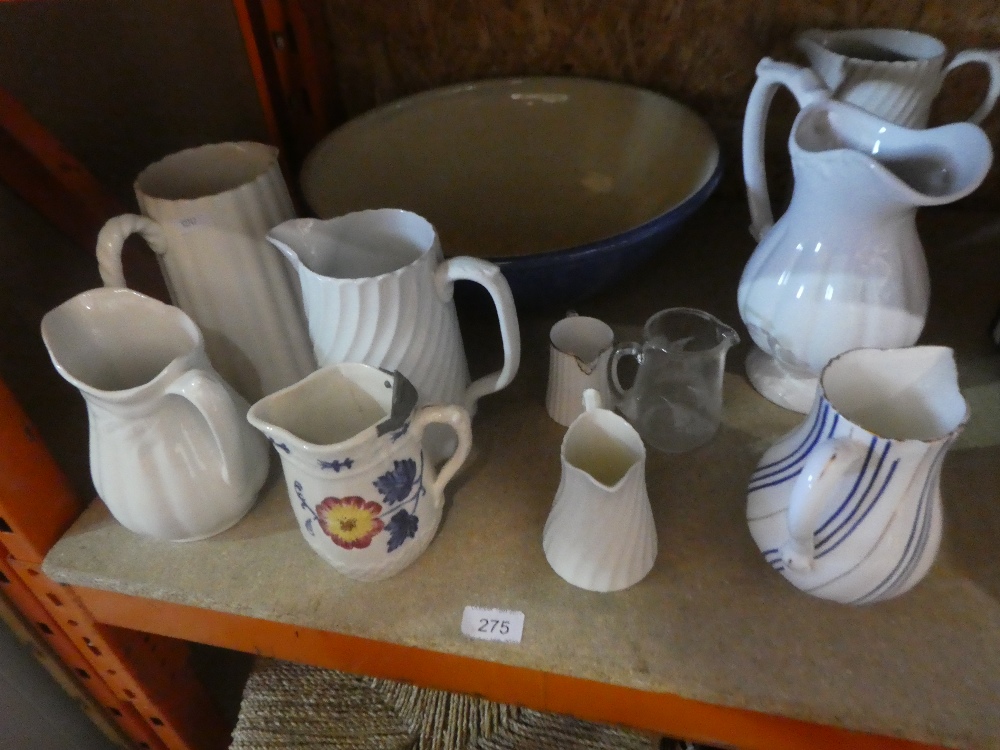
left=545, top=312, right=615, bottom=427
left=746, top=346, right=968, bottom=605
left=41, top=288, right=268, bottom=541
left=795, top=27, right=1000, bottom=127
left=543, top=389, right=657, bottom=592
left=247, top=363, right=473, bottom=581
left=97, top=142, right=316, bottom=403
left=266, top=209, right=520, bottom=453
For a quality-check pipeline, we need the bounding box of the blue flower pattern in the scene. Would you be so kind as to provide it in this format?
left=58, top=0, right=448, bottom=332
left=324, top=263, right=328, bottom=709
left=373, top=459, right=418, bottom=506
left=295, top=481, right=320, bottom=536
left=268, top=437, right=291, bottom=454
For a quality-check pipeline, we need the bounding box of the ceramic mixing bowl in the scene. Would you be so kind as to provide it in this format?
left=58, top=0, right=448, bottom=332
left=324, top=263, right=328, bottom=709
left=299, top=77, right=722, bottom=309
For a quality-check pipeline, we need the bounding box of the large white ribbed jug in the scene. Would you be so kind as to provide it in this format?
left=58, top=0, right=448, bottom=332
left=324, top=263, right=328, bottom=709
left=266, top=208, right=521, bottom=422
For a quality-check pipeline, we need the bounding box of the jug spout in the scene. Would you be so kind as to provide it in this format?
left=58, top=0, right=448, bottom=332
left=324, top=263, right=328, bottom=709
left=792, top=102, right=993, bottom=207
left=265, top=218, right=315, bottom=272
left=795, top=29, right=850, bottom=91
left=822, top=346, right=967, bottom=442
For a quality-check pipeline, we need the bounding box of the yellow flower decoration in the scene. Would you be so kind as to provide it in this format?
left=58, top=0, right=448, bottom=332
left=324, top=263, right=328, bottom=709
left=316, top=496, right=384, bottom=549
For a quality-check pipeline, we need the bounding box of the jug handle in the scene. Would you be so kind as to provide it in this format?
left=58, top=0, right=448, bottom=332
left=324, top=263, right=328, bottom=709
left=434, top=257, right=521, bottom=412
left=942, top=49, right=1000, bottom=125
left=743, top=58, right=828, bottom=242
left=166, top=370, right=248, bottom=488
left=608, top=341, right=642, bottom=398
left=97, top=214, right=169, bottom=288
left=411, top=404, right=473, bottom=508
left=780, top=437, right=866, bottom=573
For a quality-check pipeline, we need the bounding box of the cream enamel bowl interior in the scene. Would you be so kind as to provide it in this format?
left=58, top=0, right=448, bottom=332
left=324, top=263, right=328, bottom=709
left=299, top=77, right=721, bottom=308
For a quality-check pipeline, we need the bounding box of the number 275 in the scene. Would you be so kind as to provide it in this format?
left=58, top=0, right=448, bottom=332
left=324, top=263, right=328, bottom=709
left=477, top=618, right=510, bottom=634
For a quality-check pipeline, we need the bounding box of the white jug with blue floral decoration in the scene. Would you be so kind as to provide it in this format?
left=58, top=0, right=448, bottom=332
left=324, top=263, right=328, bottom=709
left=247, top=363, right=472, bottom=581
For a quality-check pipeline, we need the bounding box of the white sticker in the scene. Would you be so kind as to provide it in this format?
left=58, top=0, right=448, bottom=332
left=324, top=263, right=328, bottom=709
left=175, top=215, right=209, bottom=233
left=461, top=606, right=524, bottom=644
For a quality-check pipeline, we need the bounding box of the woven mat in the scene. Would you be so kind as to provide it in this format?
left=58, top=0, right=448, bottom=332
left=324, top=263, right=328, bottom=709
left=230, top=658, right=658, bottom=750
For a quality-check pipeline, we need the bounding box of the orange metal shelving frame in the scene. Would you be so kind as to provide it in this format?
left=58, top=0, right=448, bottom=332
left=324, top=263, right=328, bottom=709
left=0, top=4, right=958, bottom=748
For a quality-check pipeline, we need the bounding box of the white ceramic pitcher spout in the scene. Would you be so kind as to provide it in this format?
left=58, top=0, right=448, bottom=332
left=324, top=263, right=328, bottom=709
left=266, top=209, right=520, bottom=420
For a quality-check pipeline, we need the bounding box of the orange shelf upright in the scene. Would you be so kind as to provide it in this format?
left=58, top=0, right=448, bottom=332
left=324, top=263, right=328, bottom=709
left=0, top=550, right=168, bottom=750
left=0, top=378, right=85, bottom=564
left=0, top=85, right=125, bottom=250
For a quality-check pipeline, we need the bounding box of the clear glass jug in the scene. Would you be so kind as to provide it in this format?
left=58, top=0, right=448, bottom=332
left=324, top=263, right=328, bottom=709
left=611, top=308, right=739, bottom=453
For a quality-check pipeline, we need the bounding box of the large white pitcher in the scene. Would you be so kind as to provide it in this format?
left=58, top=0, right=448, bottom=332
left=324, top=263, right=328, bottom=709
left=41, top=288, right=269, bottom=541
left=97, top=142, right=316, bottom=403
left=740, top=59, right=992, bottom=412
left=746, top=346, right=968, bottom=605
left=266, top=209, right=521, bottom=420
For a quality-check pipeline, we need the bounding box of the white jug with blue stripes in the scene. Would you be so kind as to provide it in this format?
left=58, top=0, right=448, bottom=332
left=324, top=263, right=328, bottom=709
left=746, top=346, right=968, bottom=604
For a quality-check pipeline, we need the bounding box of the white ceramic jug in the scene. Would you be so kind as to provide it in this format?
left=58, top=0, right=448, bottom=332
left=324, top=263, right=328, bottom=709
left=746, top=346, right=968, bottom=605
left=266, top=209, right=521, bottom=418
left=543, top=390, right=657, bottom=592
left=740, top=59, right=992, bottom=412
left=41, top=288, right=268, bottom=541
left=795, top=27, right=1000, bottom=127
left=545, top=313, right=615, bottom=427
left=97, top=142, right=316, bottom=403
left=247, top=363, right=472, bottom=581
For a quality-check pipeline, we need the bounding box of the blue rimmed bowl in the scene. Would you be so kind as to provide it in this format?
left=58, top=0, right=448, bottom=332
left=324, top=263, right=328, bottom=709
left=299, top=77, right=722, bottom=309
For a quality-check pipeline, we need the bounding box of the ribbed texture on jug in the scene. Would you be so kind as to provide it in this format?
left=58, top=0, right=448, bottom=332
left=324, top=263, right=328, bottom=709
left=135, top=142, right=316, bottom=402
left=543, top=462, right=657, bottom=593
left=295, top=249, right=470, bottom=408
left=821, top=59, right=942, bottom=127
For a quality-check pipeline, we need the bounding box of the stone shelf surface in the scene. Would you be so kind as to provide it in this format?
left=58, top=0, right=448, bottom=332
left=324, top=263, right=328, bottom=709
left=44, top=204, right=1000, bottom=749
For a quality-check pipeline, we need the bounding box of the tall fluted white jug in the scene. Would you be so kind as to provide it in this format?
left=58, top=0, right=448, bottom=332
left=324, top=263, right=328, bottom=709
left=41, top=288, right=269, bottom=541
left=266, top=209, right=520, bottom=452
left=97, top=142, right=316, bottom=403
left=543, top=390, right=657, bottom=592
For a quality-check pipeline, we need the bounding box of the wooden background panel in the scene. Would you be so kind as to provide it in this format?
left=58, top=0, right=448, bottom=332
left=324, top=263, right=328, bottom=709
left=313, top=0, right=1000, bottom=206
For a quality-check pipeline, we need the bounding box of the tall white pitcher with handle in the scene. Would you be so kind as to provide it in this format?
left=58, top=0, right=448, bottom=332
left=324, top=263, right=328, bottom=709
left=97, top=142, right=316, bottom=403
left=739, top=59, right=992, bottom=412
left=266, top=209, right=520, bottom=443
left=41, top=288, right=268, bottom=541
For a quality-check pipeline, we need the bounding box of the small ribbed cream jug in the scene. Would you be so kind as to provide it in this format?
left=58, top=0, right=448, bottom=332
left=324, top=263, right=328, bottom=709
left=543, top=390, right=657, bottom=592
